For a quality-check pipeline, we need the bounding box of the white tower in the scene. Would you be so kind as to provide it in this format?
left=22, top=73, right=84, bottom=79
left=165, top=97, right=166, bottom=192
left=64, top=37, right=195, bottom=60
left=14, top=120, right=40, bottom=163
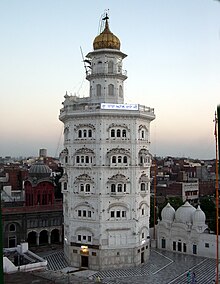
left=59, top=15, right=155, bottom=270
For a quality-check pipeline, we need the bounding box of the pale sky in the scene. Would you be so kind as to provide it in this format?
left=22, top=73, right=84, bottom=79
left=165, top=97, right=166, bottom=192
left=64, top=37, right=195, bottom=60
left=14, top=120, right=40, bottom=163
left=0, top=0, right=219, bottom=159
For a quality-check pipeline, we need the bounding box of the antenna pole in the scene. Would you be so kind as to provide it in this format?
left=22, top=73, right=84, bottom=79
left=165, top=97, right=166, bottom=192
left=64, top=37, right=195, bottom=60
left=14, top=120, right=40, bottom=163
left=215, top=109, right=219, bottom=284
left=80, top=46, right=88, bottom=76
left=153, top=157, right=157, bottom=240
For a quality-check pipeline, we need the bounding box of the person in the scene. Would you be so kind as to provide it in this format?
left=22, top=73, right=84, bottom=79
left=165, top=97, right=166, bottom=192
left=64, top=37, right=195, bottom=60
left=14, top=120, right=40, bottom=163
left=187, top=270, right=191, bottom=284
left=191, top=272, right=196, bottom=283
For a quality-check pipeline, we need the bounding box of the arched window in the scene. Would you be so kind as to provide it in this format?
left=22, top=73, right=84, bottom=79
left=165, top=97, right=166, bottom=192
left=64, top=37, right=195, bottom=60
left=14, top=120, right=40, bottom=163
left=124, top=184, right=127, bottom=192
left=112, top=156, right=117, bottom=163
left=65, top=156, right=68, bottom=164
left=118, top=156, right=122, bottom=163
left=108, top=84, right=114, bottom=96
left=9, top=224, right=16, bottom=232
left=76, top=156, right=80, bottom=163
left=122, top=129, right=126, bottom=137
left=119, top=85, right=123, bottom=97
left=118, top=184, right=122, bottom=192
left=64, top=182, right=67, bottom=190
left=111, top=129, right=115, bottom=137
left=83, top=130, right=87, bottom=137
left=80, top=184, right=84, bottom=192
left=140, top=156, right=144, bottom=164
left=78, top=130, right=82, bottom=138
left=108, top=61, right=113, bottom=73
left=111, top=184, right=116, bottom=193
left=85, top=156, right=89, bottom=163
left=96, top=84, right=101, bottom=96
left=88, top=129, right=92, bottom=137
left=141, top=183, right=146, bottom=191
left=85, top=184, right=90, bottom=192
left=141, top=130, right=145, bottom=139
left=117, top=129, right=121, bottom=137
left=123, top=156, right=128, bottom=163
left=81, top=156, right=84, bottom=163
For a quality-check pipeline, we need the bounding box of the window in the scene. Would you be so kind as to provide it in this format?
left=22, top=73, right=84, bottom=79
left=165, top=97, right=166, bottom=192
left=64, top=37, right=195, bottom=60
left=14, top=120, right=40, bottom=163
left=83, top=210, right=86, bottom=217
left=142, top=208, right=144, bottom=215
left=108, top=61, right=113, bottom=73
left=78, top=235, right=81, bottom=241
left=88, top=130, right=92, bottom=137
left=80, top=184, right=84, bottom=191
left=81, top=156, right=84, bottom=163
left=76, top=156, right=80, bottom=163
left=118, top=156, right=122, bottom=163
left=141, top=183, right=146, bottom=191
left=142, top=232, right=144, bottom=239
left=85, top=184, right=90, bottom=192
left=205, top=243, right=209, bottom=248
left=118, top=184, right=122, bottom=192
left=83, top=235, right=86, bottom=240
left=123, top=156, right=127, bottom=163
left=108, top=84, right=114, bottom=96
left=122, top=129, right=126, bottom=137
left=85, top=156, right=89, bottom=163
left=119, top=85, right=123, bottom=97
left=183, top=243, right=187, bottom=252
left=65, top=156, right=68, bottom=163
left=78, top=210, right=82, bottom=217
left=88, top=236, right=92, bottom=242
left=96, top=84, right=101, bottom=96
left=78, top=130, right=82, bottom=138
left=111, top=184, right=116, bottom=193
left=112, top=156, right=116, bottom=163
left=111, top=129, right=115, bottom=137
left=116, top=211, right=120, bottom=218
left=63, top=182, right=67, bottom=190
left=88, top=211, right=91, bottom=218
left=193, top=244, right=197, bottom=254
left=111, top=211, right=115, bottom=218
left=173, top=241, right=176, bottom=251
left=161, top=239, right=166, bottom=249
left=140, top=156, right=144, bottom=164
left=122, top=211, right=126, bottom=218
left=117, top=129, right=121, bottom=137
left=9, top=224, right=16, bottom=232
left=124, top=184, right=126, bottom=192
left=141, top=130, right=144, bottom=138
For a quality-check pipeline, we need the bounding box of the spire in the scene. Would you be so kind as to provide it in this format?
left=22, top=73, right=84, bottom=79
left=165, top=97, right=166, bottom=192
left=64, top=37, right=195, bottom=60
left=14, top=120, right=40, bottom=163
left=102, top=13, right=110, bottom=32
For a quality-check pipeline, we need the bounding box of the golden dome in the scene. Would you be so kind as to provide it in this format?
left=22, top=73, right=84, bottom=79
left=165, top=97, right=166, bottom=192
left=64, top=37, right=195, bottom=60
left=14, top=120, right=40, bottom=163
left=93, top=16, right=120, bottom=50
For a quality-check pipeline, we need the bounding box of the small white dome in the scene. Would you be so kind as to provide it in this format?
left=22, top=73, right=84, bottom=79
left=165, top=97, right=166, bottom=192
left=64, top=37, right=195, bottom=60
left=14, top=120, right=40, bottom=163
left=175, top=201, right=196, bottom=224
left=161, top=203, right=175, bottom=222
left=193, top=205, right=206, bottom=225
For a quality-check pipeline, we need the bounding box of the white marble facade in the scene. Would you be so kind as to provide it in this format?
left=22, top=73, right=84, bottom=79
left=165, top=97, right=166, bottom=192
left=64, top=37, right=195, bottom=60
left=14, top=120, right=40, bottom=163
left=157, top=202, right=220, bottom=259
left=59, top=16, right=155, bottom=270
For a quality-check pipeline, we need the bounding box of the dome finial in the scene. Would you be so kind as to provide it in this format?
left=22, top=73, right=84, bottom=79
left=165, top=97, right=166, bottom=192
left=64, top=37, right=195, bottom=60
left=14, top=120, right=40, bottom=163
left=102, top=13, right=109, bottom=31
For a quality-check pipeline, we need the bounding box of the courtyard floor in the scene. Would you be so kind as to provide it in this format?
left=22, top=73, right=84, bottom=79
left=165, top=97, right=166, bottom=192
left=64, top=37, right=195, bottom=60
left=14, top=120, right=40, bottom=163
left=27, top=248, right=217, bottom=283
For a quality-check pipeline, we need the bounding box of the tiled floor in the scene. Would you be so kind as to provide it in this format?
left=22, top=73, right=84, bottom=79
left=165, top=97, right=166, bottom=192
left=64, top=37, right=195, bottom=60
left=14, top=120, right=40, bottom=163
left=43, top=249, right=216, bottom=283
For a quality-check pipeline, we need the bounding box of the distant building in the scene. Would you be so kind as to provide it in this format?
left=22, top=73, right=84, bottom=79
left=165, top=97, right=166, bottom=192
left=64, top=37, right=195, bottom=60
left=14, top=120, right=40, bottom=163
left=156, top=202, right=219, bottom=259
left=157, top=180, right=199, bottom=203
left=2, top=160, right=63, bottom=248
